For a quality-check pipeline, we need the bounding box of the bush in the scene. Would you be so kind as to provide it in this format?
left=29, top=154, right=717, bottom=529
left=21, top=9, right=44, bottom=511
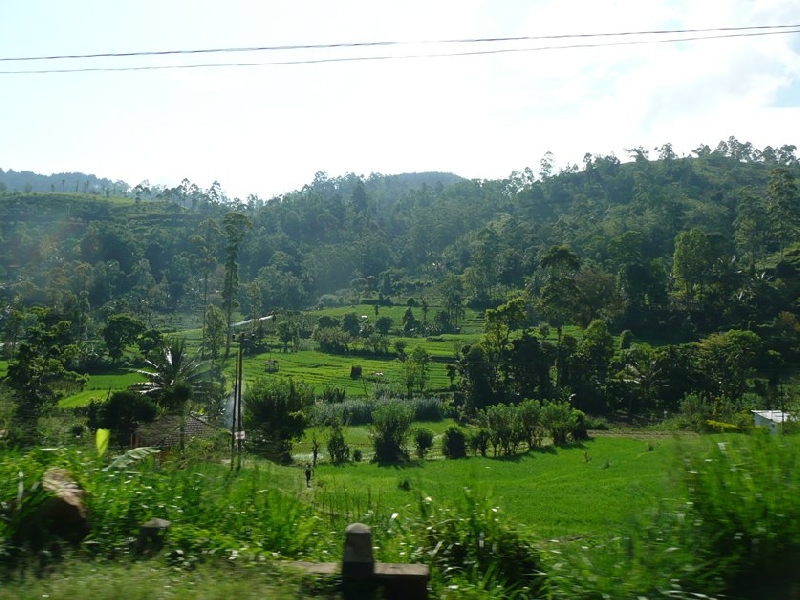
left=370, top=402, right=413, bottom=462
left=321, top=386, right=346, bottom=404
left=87, top=390, right=158, bottom=449
left=468, top=427, right=490, bottom=457
left=541, top=400, right=578, bottom=446
left=442, top=426, right=467, bottom=459
left=682, top=435, right=800, bottom=596
left=243, top=377, right=314, bottom=462
left=413, top=427, right=434, bottom=459
left=418, top=490, right=547, bottom=596
left=326, top=423, right=350, bottom=464
left=410, top=396, right=444, bottom=422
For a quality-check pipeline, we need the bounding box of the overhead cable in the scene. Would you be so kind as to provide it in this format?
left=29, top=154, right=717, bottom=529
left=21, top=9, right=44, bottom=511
left=1, top=24, right=797, bottom=74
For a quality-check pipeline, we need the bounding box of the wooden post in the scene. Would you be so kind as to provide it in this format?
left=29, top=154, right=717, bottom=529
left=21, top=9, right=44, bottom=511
left=289, top=522, right=429, bottom=599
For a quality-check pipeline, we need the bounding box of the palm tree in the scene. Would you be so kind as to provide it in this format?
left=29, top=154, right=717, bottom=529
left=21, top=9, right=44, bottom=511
left=131, top=338, right=208, bottom=455
left=132, top=338, right=204, bottom=402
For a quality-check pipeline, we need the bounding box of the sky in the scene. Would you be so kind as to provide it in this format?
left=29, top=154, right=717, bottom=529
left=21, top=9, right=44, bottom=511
left=1, top=0, right=799, bottom=200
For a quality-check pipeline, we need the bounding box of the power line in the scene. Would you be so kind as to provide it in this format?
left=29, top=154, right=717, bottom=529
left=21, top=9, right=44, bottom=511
left=1, top=23, right=798, bottom=62
left=1, top=25, right=798, bottom=74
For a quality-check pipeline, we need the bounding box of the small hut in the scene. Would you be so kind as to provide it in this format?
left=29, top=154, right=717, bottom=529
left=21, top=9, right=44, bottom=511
left=132, top=414, right=223, bottom=452
left=752, top=410, right=793, bottom=435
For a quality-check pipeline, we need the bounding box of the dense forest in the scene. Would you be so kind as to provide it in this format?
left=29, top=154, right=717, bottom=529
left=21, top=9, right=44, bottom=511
left=2, top=137, right=800, bottom=436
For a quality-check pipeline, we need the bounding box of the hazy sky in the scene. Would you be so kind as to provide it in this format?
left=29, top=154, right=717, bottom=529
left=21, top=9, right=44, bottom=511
left=1, top=1, right=798, bottom=199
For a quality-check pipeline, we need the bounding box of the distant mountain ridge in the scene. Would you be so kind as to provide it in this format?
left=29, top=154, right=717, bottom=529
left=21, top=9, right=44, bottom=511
left=0, top=168, right=128, bottom=195
left=0, top=167, right=463, bottom=200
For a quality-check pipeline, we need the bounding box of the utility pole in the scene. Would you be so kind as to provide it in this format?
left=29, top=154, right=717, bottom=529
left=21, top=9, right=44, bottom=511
left=236, top=334, right=244, bottom=471
left=230, top=334, right=244, bottom=471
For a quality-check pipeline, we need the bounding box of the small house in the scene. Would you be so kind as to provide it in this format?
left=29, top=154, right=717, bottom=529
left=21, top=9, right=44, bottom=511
left=132, top=414, right=223, bottom=452
left=752, top=410, right=793, bottom=435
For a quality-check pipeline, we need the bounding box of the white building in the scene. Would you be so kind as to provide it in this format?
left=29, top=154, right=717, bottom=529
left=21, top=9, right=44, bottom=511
left=752, top=410, right=793, bottom=434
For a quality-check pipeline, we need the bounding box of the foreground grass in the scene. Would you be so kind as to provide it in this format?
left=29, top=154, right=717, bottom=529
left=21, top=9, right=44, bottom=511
left=7, top=432, right=800, bottom=597
left=0, top=560, right=300, bottom=600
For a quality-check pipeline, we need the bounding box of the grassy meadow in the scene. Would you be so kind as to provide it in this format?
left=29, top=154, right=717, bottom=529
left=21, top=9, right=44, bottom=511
left=300, top=432, right=692, bottom=540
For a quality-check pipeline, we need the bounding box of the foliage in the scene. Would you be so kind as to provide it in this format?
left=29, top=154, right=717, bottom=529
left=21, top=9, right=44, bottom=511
left=403, top=345, right=431, bottom=396
left=87, top=390, right=158, bottom=448
left=202, top=304, right=226, bottom=360
left=540, top=400, right=580, bottom=446
left=370, top=401, right=413, bottom=462
left=130, top=337, right=208, bottom=413
left=442, top=426, right=468, bottom=459
left=326, top=422, right=350, bottom=464
left=412, top=427, right=435, bottom=459
left=243, top=377, right=314, bottom=461
left=4, top=310, right=88, bottom=445
left=415, top=490, right=547, bottom=597
left=103, top=314, right=146, bottom=362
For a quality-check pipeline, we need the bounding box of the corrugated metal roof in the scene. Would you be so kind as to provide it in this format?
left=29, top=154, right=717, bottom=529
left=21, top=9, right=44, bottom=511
left=134, top=414, right=223, bottom=449
left=752, top=410, right=793, bottom=424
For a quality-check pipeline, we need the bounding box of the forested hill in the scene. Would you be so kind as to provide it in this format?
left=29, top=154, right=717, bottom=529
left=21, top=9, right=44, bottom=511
left=0, top=168, right=126, bottom=196
left=1, top=139, right=799, bottom=345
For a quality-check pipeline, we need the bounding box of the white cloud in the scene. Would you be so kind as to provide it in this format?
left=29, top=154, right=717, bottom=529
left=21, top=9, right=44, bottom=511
left=0, top=0, right=798, bottom=197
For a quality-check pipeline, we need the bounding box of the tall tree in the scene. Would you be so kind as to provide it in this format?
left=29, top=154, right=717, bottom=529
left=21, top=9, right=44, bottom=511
left=190, top=218, right=221, bottom=358
left=536, top=245, right=581, bottom=349
left=103, top=314, right=146, bottom=362
left=766, top=167, right=800, bottom=259
left=243, top=377, right=314, bottom=461
left=222, top=212, right=252, bottom=357
left=672, top=228, right=711, bottom=310
left=734, top=187, right=769, bottom=274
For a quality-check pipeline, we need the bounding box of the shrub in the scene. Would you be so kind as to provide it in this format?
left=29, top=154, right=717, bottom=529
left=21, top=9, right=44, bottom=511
left=410, top=396, right=443, bottom=422
left=442, top=426, right=467, bottom=459
left=682, top=435, right=800, bottom=596
left=87, top=390, right=158, bottom=449
left=243, top=377, right=314, bottom=462
left=517, top=399, right=543, bottom=449
left=349, top=365, right=362, bottom=379
left=326, top=423, right=350, bottom=464
left=370, top=402, right=413, bottom=462
left=571, top=408, right=590, bottom=441
left=541, top=400, right=577, bottom=446
left=321, top=385, right=346, bottom=404
left=412, top=427, right=434, bottom=459
left=468, top=427, right=490, bottom=457
left=352, top=448, right=363, bottom=462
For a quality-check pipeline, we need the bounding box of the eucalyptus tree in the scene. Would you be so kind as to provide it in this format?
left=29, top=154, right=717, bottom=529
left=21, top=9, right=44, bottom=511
left=222, top=212, right=252, bottom=357
left=190, top=218, right=221, bottom=358
left=536, top=245, right=581, bottom=350
left=734, top=186, right=769, bottom=274
left=672, top=228, right=711, bottom=311
left=766, top=167, right=800, bottom=259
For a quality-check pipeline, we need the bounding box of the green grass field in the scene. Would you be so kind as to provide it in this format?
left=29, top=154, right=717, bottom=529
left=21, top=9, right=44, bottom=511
left=53, top=301, right=622, bottom=407
left=289, top=431, right=696, bottom=540
left=59, top=369, right=147, bottom=408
